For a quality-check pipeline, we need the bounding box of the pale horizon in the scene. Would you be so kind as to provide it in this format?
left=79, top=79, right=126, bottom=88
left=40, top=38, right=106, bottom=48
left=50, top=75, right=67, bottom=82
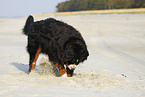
left=0, top=0, right=66, bottom=17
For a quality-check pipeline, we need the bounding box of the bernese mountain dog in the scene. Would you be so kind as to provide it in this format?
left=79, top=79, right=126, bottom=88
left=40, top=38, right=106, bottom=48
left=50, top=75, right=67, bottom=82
left=23, top=15, right=89, bottom=77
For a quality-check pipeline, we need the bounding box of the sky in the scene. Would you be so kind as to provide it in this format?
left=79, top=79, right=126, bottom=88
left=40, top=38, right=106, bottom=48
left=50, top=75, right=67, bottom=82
left=0, top=0, right=66, bottom=17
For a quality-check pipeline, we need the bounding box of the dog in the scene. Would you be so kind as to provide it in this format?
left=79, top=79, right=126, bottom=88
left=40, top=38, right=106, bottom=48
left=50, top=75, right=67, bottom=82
left=23, top=15, right=89, bottom=77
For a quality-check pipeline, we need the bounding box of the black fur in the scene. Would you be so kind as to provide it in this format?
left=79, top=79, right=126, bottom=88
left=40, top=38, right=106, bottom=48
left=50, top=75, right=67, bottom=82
left=23, top=15, right=89, bottom=75
left=23, top=15, right=34, bottom=35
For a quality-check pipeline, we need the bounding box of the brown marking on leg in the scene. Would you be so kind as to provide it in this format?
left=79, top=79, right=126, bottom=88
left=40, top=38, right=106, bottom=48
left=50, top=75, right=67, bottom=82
left=30, top=48, right=41, bottom=72
left=67, top=68, right=71, bottom=77
left=66, top=63, right=74, bottom=77
left=66, top=68, right=74, bottom=77
left=55, top=64, right=66, bottom=76
left=67, top=74, right=71, bottom=77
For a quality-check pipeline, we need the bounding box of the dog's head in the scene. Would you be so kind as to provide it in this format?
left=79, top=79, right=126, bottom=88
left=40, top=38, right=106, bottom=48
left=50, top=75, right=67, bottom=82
left=62, top=38, right=89, bottom=70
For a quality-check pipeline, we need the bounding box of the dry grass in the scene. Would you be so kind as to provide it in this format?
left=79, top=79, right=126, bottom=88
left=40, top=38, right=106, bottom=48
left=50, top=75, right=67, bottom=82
left=34, top=8, right=145, bottom=17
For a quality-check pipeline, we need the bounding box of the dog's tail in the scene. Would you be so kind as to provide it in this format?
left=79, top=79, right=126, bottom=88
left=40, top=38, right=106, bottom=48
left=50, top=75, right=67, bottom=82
left=23, top=15, right=34, bottom=35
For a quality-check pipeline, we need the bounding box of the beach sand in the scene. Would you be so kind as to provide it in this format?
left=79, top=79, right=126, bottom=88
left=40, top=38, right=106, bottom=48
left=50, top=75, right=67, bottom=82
left=0, top=13, right=145, bottom=97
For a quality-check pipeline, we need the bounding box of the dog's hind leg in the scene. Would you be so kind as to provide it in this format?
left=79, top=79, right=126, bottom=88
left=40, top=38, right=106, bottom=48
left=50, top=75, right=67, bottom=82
left=29, top=48, right=41, bottom=72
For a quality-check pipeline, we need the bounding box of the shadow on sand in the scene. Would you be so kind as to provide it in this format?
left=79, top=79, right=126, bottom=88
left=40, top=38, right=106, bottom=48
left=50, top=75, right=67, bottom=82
left=11, top=62, right=29, bottom=73
left=11, top=62, right=40, bottom=74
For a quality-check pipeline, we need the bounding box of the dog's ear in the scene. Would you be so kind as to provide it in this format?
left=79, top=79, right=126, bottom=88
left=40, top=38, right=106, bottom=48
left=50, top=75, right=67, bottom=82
left=79, top=49, right=89, bottom=63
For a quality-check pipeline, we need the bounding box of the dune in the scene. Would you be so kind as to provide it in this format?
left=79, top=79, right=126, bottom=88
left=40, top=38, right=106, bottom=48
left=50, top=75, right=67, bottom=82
left=0, top=13, right=145, bottom=97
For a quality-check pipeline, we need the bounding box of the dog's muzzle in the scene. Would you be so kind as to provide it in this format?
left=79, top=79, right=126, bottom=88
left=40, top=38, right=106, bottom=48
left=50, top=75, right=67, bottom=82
left=67, top=64, right=77, bottom=70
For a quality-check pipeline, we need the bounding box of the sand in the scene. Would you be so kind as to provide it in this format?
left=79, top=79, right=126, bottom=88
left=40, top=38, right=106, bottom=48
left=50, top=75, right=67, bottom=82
left=0, top=13, right=145, bottom=97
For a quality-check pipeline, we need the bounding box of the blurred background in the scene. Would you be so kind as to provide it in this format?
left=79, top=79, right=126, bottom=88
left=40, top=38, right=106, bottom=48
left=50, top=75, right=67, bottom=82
left=0, top=0, right=144, bottom=17
left=0, top=0, right=66, bottom=17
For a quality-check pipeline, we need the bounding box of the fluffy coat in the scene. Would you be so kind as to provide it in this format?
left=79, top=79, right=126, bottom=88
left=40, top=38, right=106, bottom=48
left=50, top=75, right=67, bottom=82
left=23, top=15, right=89, bottom=77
